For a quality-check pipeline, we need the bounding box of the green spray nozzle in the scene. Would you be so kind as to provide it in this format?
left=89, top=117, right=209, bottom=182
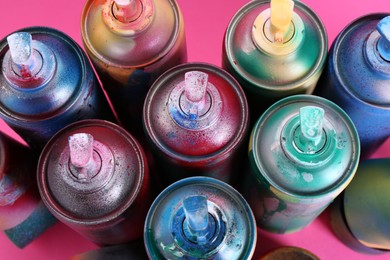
left=182, top=195, right=210, bottom=243
left=297, top=106, right=325, bottom=153
left=377, top=16, right=390, bottom=62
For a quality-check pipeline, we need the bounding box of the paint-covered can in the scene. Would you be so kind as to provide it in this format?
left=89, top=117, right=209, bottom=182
left=0, top=132, right=56, bottom=248
left=315, top=14, right=390, bottom=159
left=37, top=119, right=151, bottom=245
left=0, top=27, right=115, bottom=151
left=222, top=0, right=327, bottom=124
left=81, top=0, right=187, bottom=139
left=143, top=62, right=249, bottom=189
left=330, top=159, right=390, bottom=254
left=246, top=95, right=360, bottom=233
left=144, top=176, right=257, bottom=259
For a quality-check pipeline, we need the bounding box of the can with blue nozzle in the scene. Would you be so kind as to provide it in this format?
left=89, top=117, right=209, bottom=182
left=315, top=14, right=390, bottom=158
left=144, top=176, right=257, bottom=259
left=0, top=27, right=115, bottom=151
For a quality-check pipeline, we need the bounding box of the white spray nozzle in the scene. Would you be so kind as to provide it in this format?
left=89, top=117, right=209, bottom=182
left=300, top=106, right=324, bottom=147
left=7, top=32, right=35, bottom=77
left=183, top=71, right=208, bottom=117
left=113, top=0, right=142, bottom=23
left=68, top=133, right=97, bottom=182
left=270, top=0, right=294, bottom=43
left=377, top=16, right=390, bottom=62
left=183, top=195, right=210, bottom=240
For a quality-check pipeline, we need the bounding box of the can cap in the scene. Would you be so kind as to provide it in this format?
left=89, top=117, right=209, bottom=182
left=336, top=14, right=390, bottom=106
left=38, top=120, right=146, bottom=220
left=225, top=0, right=327, bottom=90
left=144, top=177, right=256, bottom=259
left=81, top=0, right=181, bottom=66
left=143, top=63, right=248, bottom=157
left=0, top=27, right=87, bottom=118
left=250, top=95, right=360, bottom=195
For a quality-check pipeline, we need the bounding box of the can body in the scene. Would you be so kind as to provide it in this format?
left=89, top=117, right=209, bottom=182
left=37, top=119, right=151, bottom=245
left=0, top=133, right=56, bottom=248
left=222, top=0, right=327, bottom=124
left=0, top=27, right=115, bottom=151
left=315, top=14, right=390, bottom=159
left=246, top=95, right=360, bottom=233
left=143, top=62, right=249, bottom=189
left=144, top=177, right=257, bottom=259
left=331, top=159, right=390, bottom=254
left=81, top=0, right=187, bottom=139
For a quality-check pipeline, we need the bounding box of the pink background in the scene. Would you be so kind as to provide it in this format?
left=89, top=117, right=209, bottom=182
left=1, top=0, right=390, bottom=259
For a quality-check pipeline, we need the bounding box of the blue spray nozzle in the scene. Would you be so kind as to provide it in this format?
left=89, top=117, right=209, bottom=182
left=377, top=16, right=390, bottom=62
left=182, top=195, right=210, bottom=243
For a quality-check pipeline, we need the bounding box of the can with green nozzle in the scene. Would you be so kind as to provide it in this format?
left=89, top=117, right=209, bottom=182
left=245, top=95, right=360, bottom=233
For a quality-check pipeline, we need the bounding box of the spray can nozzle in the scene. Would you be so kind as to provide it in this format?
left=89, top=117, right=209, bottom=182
left=377, top=16, right=390, bottom=62
left=68, top=133, right=99, bottom=182
left=183, top=71, right=208, bottom=119
left=270, top=0, right=294, bottom=43
left=113, top=0, right=142, bottom=23
left=7, top=32, right=40, bottom=79
left=183, top=195, right=211, bottom=244
left=296, top=106, right=325, bottom=153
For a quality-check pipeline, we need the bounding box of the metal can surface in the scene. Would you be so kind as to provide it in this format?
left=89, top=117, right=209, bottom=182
left=37, top=119, right=151, bottom=245
left=315, top=14, right=390, bottom=159
left=0, top=27, right=115, bottom=151
left=222, top=0, right=327, bottom=124
left=0, top=133, right=56, bottom=248
left=81, top=0, right=187, bottom=139
left=246, top=95, right=360, bottom=233
left=144, top=176, right=257, bottom=259
left=330, top=159, right=390, bottom=254
left=143, top=62, right=249, bottom=189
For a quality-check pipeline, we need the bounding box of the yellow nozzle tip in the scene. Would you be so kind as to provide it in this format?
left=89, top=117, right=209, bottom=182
left=270, top=0, right=294, bottom=42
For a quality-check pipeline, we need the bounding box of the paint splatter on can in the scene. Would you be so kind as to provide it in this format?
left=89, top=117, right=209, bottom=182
left=246, top=95, right=360, bottom=233
left=144, top=176, right=257, bottom=259
left=143, top=62, right=249, bottom=189
left=37, top=119, right=151, bottom=245
left=315, top=14, right=390, bottom=159
left=81, top=0, right=187, bottom=139
left=0, top=27, right=115, bottom=151
left=222, top=0, right=327, bottom=125
left=0, top=133, right=56, bottom=248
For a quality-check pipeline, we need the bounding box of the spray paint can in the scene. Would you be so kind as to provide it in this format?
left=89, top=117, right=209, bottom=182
left=246, top=95, right=360, bottom=233
left=222, top=0, right=327, bottom=124
left=0, top=132, right=56, bottom=248
left=143, top=62, right=249, bottom=189
left=144, top=176, right=257, bottom=259
left=331, top=159, right=390, bottom=254
left=81, top=0, right=187, bottom=138
left=0, top=27, right=115, bottom=151
left=37, top=119, right=151, bottom=245
left=315, top=14, right=390, bottom=159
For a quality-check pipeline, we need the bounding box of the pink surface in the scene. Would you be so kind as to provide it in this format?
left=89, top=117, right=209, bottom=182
left=0, top=0, right=389, bottom=259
